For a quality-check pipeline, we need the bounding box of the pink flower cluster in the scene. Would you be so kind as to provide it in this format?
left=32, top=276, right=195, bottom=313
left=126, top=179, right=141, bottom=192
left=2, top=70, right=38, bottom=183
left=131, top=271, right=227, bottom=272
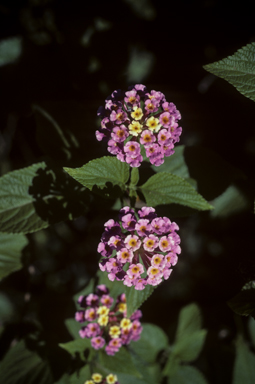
left=75, top=284, right=142, bottom=356
left=96, top=84, right=182, bottom=167
left=98, top=207, right=181, bottom=290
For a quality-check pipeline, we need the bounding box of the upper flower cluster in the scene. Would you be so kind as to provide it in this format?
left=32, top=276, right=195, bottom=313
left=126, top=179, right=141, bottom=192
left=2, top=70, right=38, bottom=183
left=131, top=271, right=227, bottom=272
left=96, top=84, right=182, bottom=167
left=75, top=284, right=142, bottom=355
left=85, top=372, right=119, bottom=384
left=98, top=207, right=181, bottom=290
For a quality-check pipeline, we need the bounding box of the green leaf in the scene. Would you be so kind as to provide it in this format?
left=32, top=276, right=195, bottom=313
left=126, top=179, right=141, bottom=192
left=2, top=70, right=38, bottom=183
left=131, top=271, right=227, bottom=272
left=0, top=163, right=48, bottom=233
left=98, top=347, right=141, bottom=378
left=0, top=292, right=15, bottom=322
left=64, top=318, right=83, bottom=339
left=172, top=329, right=207, bottom=362
left=59, top=338, right=91, bottom=359
left=167, top=365, right=209, bottom=384
left=210, top=185, right=251, bottom=217
left=228, top=281, right=255, bottom=318
left=64, top=157, right=129, bottom=191
left=151, top=146, right=189, bottom=178
left=0, top=340, right=53, bottom=384
left=175, top=303, right=202, bottom=341
left=248, top=317, right=255, bottom=349
left=171, top=304, right=207, bottom=362
left=163, top=354, right=180, bottom=377
left=233, top=337, right=255, bottom=384
left=140, top=172, right=213, bottom=211
left=152, top=146, right=243, bottom=201
left=130, top=167, right=139, bottom=186
left=204, top=42, right=255, bottom=102
left=69, top=364, right=91, bottom=384
left=124, top=284, right=155, bottom=317
left=0, top=36, right=22, bottom=67
left=0, top=232, right=28, bottom=280
left=130, top=323, right=168, bottom=363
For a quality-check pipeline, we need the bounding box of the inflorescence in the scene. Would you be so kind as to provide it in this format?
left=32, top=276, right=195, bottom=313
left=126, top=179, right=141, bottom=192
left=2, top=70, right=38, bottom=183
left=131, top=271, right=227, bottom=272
left=75, top=284, right=142, bottom=355
left=98, top=207, right=181, bottom=290
left=96, top=84, right=182, bottom=167
left=85, top=372, right=119, bottom=384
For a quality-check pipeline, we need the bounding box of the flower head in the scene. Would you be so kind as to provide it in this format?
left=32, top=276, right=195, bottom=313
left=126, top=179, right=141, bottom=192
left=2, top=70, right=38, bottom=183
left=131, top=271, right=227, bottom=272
left=98, top=207, right=181, bottom=290
left=96, top=85, right=182, bottom=167
left=75, top=285, right=143, bottom=356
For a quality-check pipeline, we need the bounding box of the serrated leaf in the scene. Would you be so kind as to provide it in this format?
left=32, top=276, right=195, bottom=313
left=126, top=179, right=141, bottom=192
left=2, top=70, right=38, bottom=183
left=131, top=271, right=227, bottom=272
left=172, top=329, right=207, bottom=362
left=233, top=337, right=255, bottom=384
left=204, top=42, right=255, bottom=102
left=228, top=282, right=255, bottom=318
left=124, top=284, right=155, bottom=317
left=130, top=323, right=168, bottom=363
left=0, top=163, right=49, bottom=233
left=64, top=157, right=129, bottom=191
left=59, top=338, right=91, bottom=358
left=0, top=232, right=28, bottom=280
left=151, top=146, right=243, bottom=201
left=167, top=365, right=209, bottom=384
left=140, top=172, right=213, bottom=211
left=0, top=340, right=53, bottom=384
left=175, top=303, right=202, bottom=341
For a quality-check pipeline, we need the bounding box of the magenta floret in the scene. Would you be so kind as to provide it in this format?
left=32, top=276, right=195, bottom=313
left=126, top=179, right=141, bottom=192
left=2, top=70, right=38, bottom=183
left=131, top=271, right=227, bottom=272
left=96, top=84, right=182, bottom=167
left=97, top=207, right=181, bottom=290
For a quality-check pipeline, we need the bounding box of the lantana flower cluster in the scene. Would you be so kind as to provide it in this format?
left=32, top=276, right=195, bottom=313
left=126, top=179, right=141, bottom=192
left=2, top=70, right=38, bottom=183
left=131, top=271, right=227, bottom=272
left=96, top=84, right=182, bottom=167
left=98, top=206, right=181, bottom=290
left=85, top=372, right=119, bottom=384
left=75, top=284, right=142, bottom=355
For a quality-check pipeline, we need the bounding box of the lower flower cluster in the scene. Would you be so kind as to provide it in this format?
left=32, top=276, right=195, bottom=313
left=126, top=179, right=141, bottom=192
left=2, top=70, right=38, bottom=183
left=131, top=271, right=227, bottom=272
left=75, top=284, right=142, bottom=355
left=98, top=207, right=181, bottom=290
left=85, top=372, right=119, bottom=384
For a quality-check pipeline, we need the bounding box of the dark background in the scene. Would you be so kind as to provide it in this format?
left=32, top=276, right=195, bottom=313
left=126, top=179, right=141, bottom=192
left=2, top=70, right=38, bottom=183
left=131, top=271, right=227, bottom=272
left=0, top=1, right=255, bottom=383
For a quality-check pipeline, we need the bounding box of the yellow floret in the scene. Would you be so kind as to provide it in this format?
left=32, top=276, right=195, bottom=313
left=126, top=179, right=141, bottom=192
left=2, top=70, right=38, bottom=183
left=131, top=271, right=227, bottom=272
left=146, top=116, right=161, bottom=132
left=98, top=315, right=109, bottom=326
left=109, top=325, right=121, bottom=338
left=117, top=302, right=127, bottom=313
left=91, top=373, right=103, bottom=383
left=106, top=374, right=118, bottom=384
left=120, top=318, right=132, bottom=330
left=131, top=106, right=143, bottom=120
left=128, top=120, right=142, bottom=136
left=97, top=306, right=110, bottom=316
